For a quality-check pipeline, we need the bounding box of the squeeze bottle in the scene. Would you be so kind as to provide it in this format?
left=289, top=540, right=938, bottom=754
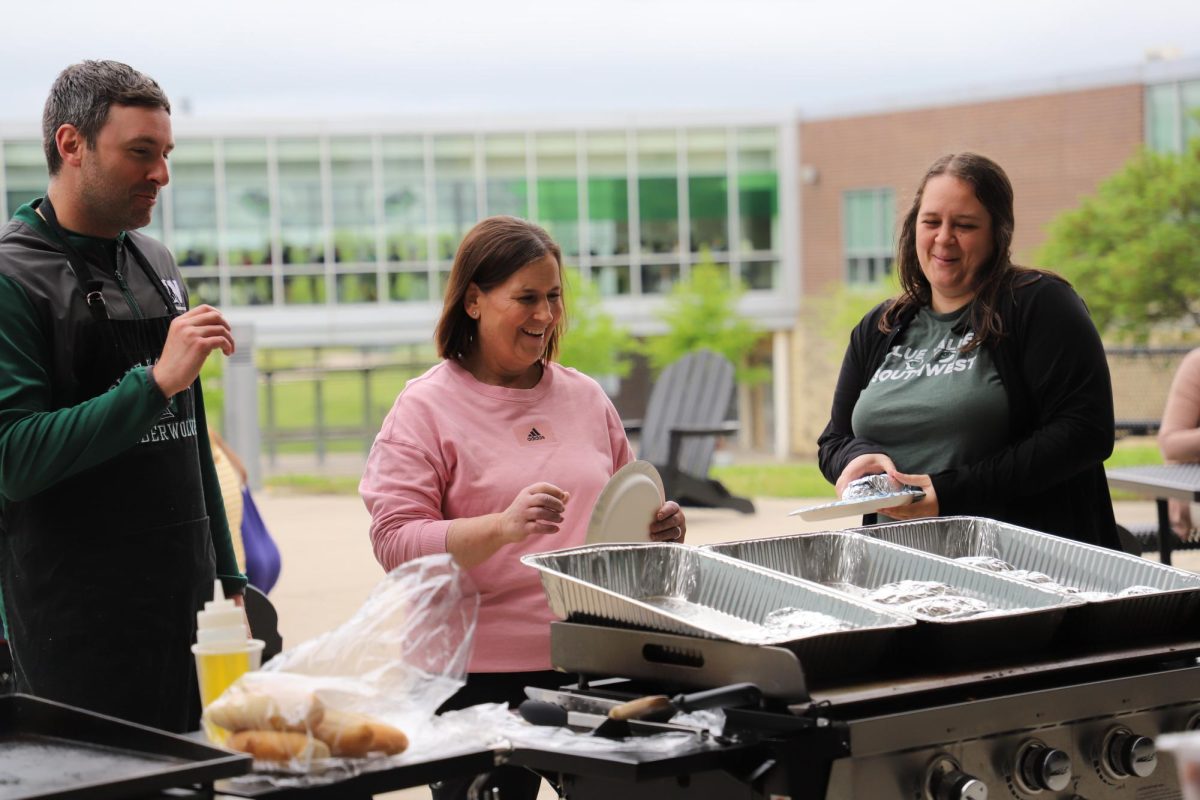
left=192, top=579, right=265, bottom=739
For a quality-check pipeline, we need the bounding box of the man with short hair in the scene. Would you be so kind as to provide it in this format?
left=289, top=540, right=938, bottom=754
left=0, top=60, right=245, bottom=732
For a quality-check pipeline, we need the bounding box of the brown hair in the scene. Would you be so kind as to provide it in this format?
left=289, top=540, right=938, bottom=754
left=43, top=60, right=171, bottom=175
left=883, top=152, right=1044, bottom=352
left=435, top=216, right=565, bottom=361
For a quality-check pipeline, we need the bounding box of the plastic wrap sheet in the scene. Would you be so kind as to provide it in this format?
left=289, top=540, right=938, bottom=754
left=454, top=703, right=715, bottom=758
left=212, top=553, right=482, bottom=784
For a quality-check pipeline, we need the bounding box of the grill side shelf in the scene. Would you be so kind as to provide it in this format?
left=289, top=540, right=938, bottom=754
left=0, top=693, right=250, bottom=800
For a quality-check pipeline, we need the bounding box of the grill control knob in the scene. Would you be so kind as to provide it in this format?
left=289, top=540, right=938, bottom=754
left=1106, top=730, right=1157, bottom=778
left=1019, top=743, right=1072, bottom=792
left=927, top=756, right=988, bottom=800
left=935, top=772, right=988, bottom=800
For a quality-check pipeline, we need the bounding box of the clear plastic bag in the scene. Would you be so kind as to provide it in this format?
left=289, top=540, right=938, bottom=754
left=207, top=553, right=480, bottom=780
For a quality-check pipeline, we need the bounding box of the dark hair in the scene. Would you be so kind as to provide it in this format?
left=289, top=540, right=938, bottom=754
left=42, top=60, right=171, bottom=175
left=435, top=216, right=565, bottom=362
left=883, top=152, right=1038, bottom=352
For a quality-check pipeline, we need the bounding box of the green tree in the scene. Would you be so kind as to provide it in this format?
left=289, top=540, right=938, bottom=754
left=815, top=274, right=899, bottom=345
left=1037, top=137, right=1200, bottom=342
left=557, top=270, right=636, bottom=378
left=645, top=261, right=768, bottom=384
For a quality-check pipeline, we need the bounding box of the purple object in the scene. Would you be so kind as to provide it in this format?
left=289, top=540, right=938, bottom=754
left=240, top=487, right=281, bottom=594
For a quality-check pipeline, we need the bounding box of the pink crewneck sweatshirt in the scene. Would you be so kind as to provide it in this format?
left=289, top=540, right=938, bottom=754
left=360, top=359, right=634, bottom=672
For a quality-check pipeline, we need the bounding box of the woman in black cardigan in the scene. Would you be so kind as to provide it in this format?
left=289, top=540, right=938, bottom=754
left=817, top=152, right=1119, bottom=549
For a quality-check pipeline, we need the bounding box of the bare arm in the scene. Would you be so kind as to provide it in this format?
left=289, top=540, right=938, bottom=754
left=1159, top=349, right=1200, bottom=463
left=446, top=483, right=569, bottom=569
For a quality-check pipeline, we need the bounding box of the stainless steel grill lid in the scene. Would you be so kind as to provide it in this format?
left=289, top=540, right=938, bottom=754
left=522, top=543, right=915, bottom=680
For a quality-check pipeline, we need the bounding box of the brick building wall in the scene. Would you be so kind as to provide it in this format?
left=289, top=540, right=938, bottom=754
left=789, top=84, right=1145, bottom=456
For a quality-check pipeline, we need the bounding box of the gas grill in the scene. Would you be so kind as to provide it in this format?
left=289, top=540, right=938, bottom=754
left=528, top=622, right=1200, bottom=799
left=515, top=520, right=1200, bottom=799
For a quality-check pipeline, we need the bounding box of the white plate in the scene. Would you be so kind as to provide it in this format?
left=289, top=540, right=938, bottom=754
left=788, top=490, right=925, bottom=522
left=585, top=460, right=665, bottom=545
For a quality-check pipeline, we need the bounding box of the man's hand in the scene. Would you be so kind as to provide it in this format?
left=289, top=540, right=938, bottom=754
left=153, top=305, right=235, bottom=398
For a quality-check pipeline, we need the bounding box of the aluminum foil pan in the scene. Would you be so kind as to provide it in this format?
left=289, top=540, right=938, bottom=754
left=522, top=543, right=915, bottom=680
left=856, top=516, right=1200, bottom=646
left=704, top=532, right=1077, bottom=667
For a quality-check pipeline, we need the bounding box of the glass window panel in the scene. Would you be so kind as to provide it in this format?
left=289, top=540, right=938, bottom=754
left=485, top=134, right=528, bottom=218
left=1183, top=80, right=1200, bottom=144
left=433, top=136, right=477, bottom=261
left=229, top=274, right=273, bottom=306
left=278, top=138, right=325, bottom=265
left=842, top=189, right=894, bottom=283
left=4, top=141, right=47, bottom=221
left=737, top=128, right=778, bottom=253
left=589, top=264, right=631, bottom=296
left=637, top=130, right=679, bottom=255
left=330, top=137, right=377, bottom=266
left=222, top=138, right=272, bottom=267
left=170, top=140, right=218, bottom=267
left=283, top=273, right=327, bottom=304
left=536, top=133, right=579, bottom=256
left=641, top=262, right=680, bottom=294
left=586, top=133, right=629, bottom=257
left=1146, top=84, right=1180, bottom=153
left=336, top=271, right=378, bottom=303
left=388, top=269, right=431, bottom=302
left=743, top=260, right=777, bottom=291
left=184, top=273, right=220, bottom=306
left=687, top=129, right=728, bottom=254
left=382, top=136, right=427, bottom=263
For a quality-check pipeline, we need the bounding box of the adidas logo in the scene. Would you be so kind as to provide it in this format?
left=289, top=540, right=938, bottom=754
left=526, top=427, right=545, bottom=442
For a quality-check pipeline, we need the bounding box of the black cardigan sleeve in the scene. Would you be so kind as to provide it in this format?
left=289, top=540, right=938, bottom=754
left=931, top=277, right=1115, bottom=512
left=817, top=302, right=893, bottom=485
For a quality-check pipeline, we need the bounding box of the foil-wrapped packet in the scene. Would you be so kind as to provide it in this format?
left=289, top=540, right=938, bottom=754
left=842, top=473, right=904, bottom=500
left=790, top=474, right=924, bottom=522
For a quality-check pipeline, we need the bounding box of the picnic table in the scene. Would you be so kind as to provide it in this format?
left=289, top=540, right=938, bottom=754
left=1106, top=463, right=1200, bottom=565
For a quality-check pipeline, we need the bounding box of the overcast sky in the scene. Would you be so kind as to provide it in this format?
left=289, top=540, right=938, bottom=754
left=1, top=0, right=1196, bottom=123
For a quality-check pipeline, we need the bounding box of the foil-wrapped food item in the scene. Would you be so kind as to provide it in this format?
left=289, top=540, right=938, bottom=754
left=865, top=579, right=994, bottom=619
left=842, top=473, right=903, bottom=501
left=790, top=475, right=924, bottom=521
left=954, top=555, right=1161, bottom=601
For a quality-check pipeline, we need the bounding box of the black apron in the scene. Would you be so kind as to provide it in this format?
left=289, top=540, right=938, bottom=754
left=0, top=197, right=215, bottom=732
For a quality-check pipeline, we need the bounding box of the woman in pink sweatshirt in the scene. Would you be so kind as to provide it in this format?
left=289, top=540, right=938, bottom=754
left=360, top=215, right=685, bottom=800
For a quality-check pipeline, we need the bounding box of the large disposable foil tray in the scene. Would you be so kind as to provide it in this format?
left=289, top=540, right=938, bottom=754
left=856, top=516, right=1200, bottom=646
left=522, top=543, right=916, bottom=681
left=704, top=532, right=1078, bottom=668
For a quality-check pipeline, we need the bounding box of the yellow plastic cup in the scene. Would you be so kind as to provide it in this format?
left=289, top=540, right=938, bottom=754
left=193, top=638, right=265, bottom=742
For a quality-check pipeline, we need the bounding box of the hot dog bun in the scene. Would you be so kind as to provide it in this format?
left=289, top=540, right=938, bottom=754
left=206, top=690, right=324, bottom=733
left=228, top=730, right=331, bottom=761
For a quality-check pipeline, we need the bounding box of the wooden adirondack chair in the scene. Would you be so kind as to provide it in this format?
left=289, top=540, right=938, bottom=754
left=624, top=350, right=755, bottom=514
